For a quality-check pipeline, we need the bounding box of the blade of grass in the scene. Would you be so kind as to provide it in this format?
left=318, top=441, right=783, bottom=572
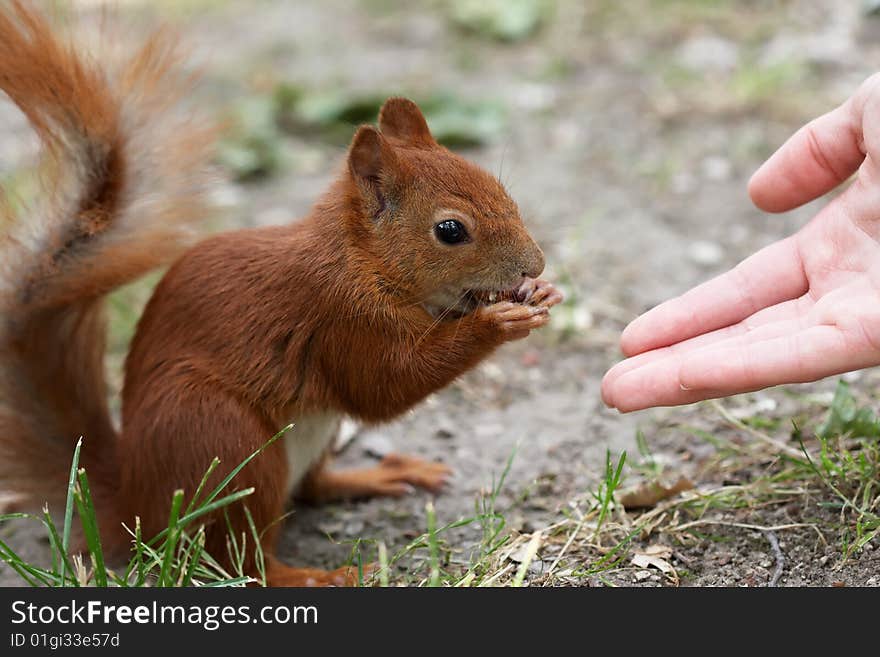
left=426, top=501, right=441, bottom=587
left=41, top=506, right=77, bottom=587
left=73, top=468, right=106, bottom=587
left=185, top=457, right=221, bottom=516
left=180, top=529, right=207, bottom=586
left=202, top=426, right=289, bottom=507
left=243, top=506, right=266, bottom=586
left=61, top=438, right=83, bottom=584
left=158, top=490, right=184, bottom=587
left=511, top=531, right=542, bottom=587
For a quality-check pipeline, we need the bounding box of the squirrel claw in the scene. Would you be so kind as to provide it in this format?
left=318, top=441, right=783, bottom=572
left=374, top=453, right=452, bottom=495
left=479, top=300, right=552, bottom=341
left=517, top=278, right=564, bottom=308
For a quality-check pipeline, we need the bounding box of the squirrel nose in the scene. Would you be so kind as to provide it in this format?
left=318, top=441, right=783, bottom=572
left=521, top=244, right=545, bottom=279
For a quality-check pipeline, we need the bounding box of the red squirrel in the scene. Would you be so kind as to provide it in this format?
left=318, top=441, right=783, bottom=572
left=0, top=2, right=563, bottom=586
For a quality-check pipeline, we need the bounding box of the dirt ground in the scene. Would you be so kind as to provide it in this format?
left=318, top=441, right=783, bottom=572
left=1, top=0, right=879, bottom=586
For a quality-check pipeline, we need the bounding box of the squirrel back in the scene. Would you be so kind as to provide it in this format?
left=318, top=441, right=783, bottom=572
left=0, top=1, right=213, bottom=513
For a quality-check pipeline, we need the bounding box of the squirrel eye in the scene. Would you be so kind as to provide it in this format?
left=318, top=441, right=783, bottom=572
left=434, top=219, right=469, bottom=245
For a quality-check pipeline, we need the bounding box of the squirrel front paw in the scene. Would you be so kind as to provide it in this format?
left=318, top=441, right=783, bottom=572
left=478, top=279, right=563, bottom=342
left=515, top=278, right=565, bottom=308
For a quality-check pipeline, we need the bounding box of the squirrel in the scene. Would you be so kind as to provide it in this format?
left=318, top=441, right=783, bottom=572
left=0, top=2, right=563, bottom=586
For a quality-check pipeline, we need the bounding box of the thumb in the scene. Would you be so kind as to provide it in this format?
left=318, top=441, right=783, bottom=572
left=748, top=80, right=870, bottom=213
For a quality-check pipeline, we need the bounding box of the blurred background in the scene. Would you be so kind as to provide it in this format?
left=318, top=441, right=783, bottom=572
left=2, top=0, right=880, bottom=586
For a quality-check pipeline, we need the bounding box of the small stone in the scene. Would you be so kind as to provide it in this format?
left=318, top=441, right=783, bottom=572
left=672, top=171, right=697, bottom=195
left=842, top=370, right=863, bottom=383
left=688, top=241, right=724, bottom=267
left=634, top=570, right=652, bottom=582
left=316, top=521, right=344, bottom=535
left=514, top=82, right=557, bottom=112
left=474, top=423, right=504, bottom=438
left=701, top=156, right=733, bottom=181
left=433, top=415, right=457, bottom=440
left=209, top=183, right=244, bottom=209
left=343, top=520, right=364, bottom=536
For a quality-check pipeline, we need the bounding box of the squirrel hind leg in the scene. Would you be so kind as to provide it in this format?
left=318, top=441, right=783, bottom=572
left=298, top=453, right=452, bottom=504
left=264, top=556, right=374, bottom=587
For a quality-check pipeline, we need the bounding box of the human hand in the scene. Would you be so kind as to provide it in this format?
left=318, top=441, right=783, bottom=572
left=602, top=74, right=880, bottom=412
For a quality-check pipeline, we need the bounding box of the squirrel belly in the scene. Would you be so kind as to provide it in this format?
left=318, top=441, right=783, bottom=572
left=0, top=2, right=564, bottom=586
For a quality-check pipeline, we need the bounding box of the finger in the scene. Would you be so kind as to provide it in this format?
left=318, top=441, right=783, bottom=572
left=527, top=285, right=551, bottom=305
left=748, top=89, right=865, bottom=213
left=679, top=324, right=868, bottom=392
left=620, top=236, right=807, bottom=356
left=536, top=289, right=564, bottom=309
left=611, top=323, right=872, bottom=412
left=605, top=315, right=808, bottom=410
left=602, top=295, right=812, bottom=400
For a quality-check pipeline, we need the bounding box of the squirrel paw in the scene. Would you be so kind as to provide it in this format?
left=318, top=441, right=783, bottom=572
left=265, top=562, right=376, bottom=587
left=478, top=301, right=551, bottom=341
left=368, top=453, right=452, bottom=496
left=516, top=278, right=565, bottom=309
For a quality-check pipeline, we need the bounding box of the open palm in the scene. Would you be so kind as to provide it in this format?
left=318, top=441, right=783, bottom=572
left=602, top=74, right=880, bottom=412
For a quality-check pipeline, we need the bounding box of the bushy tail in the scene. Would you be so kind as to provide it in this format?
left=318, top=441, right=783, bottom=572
left=0, top=1, right=214, bottom=512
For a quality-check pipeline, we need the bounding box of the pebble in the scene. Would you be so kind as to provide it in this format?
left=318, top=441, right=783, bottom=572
left=209, top=183, right=244, bottom=209
left=433, top=415, right=457, bottom=440
left=343, top=520, right=364, bottom=536
left=701, top=155, right=733, bottom=181
left=688, top=240, right=724, bottom=267
left=514, top=82, right=557, bottom=112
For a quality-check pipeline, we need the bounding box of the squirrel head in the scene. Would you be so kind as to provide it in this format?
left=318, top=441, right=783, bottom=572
left=344, top=97, right=545, bottom=317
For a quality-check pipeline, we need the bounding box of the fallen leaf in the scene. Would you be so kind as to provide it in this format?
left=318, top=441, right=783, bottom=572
left=620, top=476, right=694, bottom=509
left=642, top=545, right=672, bottom=558
left=632, top=545, right=674, bottom=574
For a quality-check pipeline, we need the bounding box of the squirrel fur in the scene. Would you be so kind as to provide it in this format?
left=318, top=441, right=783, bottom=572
left=0, top=2, right=562, bottom=586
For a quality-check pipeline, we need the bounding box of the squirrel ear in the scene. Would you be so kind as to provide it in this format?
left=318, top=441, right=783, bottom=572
left=378, top=97, right=434, bottom=145
left=348, top=125, right=395, bottom=182
left=348, top=126, right=397, bottom=217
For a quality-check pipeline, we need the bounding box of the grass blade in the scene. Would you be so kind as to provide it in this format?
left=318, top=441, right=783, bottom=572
left=61, top=438, right=83, bottom=584
left=73, top=468, right=107, bottom=587
left=158, top=490, right=185, bottom=587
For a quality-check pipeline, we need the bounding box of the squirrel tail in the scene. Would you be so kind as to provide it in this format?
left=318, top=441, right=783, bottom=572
left=0, top=1, right=214, bottom=514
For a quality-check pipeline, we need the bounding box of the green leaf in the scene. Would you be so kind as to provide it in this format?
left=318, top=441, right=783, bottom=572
left=275, top=88, right=506, bottom=148
left=818, top=380, right=880, bottom=439
left=217, top=97, right=285, bottom=181
left=449, top=0, right=550, bottom=42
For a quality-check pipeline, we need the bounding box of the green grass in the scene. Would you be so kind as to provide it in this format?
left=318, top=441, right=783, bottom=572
left=367, top=378, right=877, bottom=587
left=3, top=379, right=878, bottom=587
left=0, top=427, right=290, bottom=587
